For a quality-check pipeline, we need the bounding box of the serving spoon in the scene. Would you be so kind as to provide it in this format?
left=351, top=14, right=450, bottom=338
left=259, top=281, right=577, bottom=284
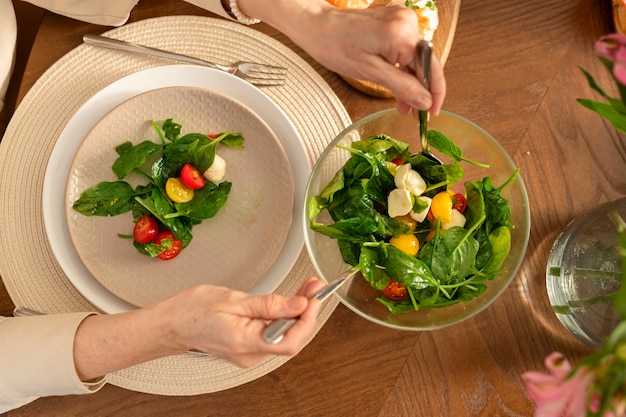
left=415, top=40, right=443, bottom=165
left=262, top=266, right=361, bottom=344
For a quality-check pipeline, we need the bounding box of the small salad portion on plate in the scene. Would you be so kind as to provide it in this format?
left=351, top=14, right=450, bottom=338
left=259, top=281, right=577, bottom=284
left=65, top=86, right=295, bottom=308
left=72, top=118, right=244, bottom=261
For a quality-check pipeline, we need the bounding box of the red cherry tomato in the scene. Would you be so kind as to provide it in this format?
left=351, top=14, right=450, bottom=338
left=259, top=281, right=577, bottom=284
left=207, top=133, right=219, bottom=139
left=427, top=208, right=435, bottom=223
left=133, top=215, right=159, bottom=243
left=154, top=231, right=183, bottom=260
left=452, top=193, right=467, bottom=213
left=180, top=164, right=206, bottom=190
left=391, top=157, right=405, bottom=166
left=382, top=279, right=409, bottom=301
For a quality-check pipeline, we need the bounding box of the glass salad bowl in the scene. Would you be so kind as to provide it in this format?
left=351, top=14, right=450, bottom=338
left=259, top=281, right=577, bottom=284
left=303, top=109, right=531, bottom=330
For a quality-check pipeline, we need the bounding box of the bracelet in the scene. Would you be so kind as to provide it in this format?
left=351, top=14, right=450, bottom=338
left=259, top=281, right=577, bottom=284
left=228, top=0, right=261, bottom=25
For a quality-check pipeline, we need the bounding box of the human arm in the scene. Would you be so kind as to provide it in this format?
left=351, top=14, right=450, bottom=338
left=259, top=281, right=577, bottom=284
left=235, top=0, right=446, bottom=115
left=73, top=277, right=324, bottom=380
left=0, top=278, right=323, bottom=412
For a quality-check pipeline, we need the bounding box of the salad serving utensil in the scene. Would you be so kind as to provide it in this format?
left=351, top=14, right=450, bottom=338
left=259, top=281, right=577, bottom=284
left=262, top=266, right=361, bottom=344
left=415, top=40, right=443, bottom=165
left=83, top=34, right=288, bottom=87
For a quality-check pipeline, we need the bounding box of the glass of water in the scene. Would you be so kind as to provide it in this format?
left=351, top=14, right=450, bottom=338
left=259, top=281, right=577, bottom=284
left=546, top=197, right=626, bottom=347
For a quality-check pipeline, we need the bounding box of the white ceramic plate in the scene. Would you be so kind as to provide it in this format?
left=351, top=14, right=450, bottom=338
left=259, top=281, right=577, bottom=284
left=65, top=86, right=294, bottom=308
left=43, top=65, right=310, bottom=313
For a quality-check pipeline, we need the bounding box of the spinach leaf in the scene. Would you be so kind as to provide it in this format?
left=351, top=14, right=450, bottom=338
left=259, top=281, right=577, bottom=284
left=163, top=131, right=244, bottom=173
left=162, top=118, right=182, bottom=141
left=480, top=226, right=511, bottom=277
left=383, top=245, right=433, bottom=290
left=171, top=181, right=232, bottom=221
left=72, top=181, right=137, bottom=216
left=135, top=189, right=193, bottom=248
left=359, top=246, right=389, bottom=290
left=427, top=130, right=489, bottom=167
left=112, top=140, right=163, bottom=180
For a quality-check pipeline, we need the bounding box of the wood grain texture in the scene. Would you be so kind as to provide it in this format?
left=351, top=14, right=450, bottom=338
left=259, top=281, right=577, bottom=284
left=4, top=0, right=626, bottom=415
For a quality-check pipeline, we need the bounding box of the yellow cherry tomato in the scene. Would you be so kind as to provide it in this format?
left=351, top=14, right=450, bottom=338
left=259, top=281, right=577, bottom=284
left=390, top=234, right=419, bottom=256
left=166, top=177, right=194, bottom=203
left=430, top=191, right=453, bottom=223
left=394, top=214, right=417, bottom=232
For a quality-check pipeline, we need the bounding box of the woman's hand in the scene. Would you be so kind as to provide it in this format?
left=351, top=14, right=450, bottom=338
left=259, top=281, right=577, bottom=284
left=296, top=5, right=446, bottom=115
left=73, top=278, right=326, bottom=380
left=158, top=277, right=325, bottom=367
left=245, top=0, right=446, bottom=116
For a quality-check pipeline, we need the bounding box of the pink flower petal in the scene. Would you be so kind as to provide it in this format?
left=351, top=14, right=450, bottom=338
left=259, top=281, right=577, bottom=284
left=596, top=41, right=615, bottom=59
left=614, top=62, right=626, bottom=85
left=523, top=353, right=594, bottom=417
left=615, top=44, right=626, bottom=65
left=544, top=352, right=572, bottom=379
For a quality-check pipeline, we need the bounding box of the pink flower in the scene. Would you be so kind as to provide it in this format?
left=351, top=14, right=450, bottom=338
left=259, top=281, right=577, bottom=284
left=522, top=352, right=594, bottom=417
left=589, top=393, right=626, bottom=417
left=595, top=34, right=626, bottom=85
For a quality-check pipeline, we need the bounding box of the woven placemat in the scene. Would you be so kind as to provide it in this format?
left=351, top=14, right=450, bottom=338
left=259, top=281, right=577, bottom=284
left=0, top=16, right=351, bottom=395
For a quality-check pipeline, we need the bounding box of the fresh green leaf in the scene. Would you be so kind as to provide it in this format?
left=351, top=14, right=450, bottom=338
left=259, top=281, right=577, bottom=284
left=427, top=130, right=489, bottom=167
left=577, top=98, right=626, bottom=133
left=170, top=181, right=232, bottom=221
left=112, top=140, right=163, bottom=180
left=72, top=181, right=136, bottom=216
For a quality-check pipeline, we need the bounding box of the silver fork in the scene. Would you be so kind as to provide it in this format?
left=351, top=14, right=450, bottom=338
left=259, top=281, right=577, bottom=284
left=83, top=34, right=288, bottom=87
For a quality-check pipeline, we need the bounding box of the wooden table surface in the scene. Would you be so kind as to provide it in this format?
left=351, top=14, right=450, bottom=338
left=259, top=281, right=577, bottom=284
left=2, top=0, right=625, bottom=415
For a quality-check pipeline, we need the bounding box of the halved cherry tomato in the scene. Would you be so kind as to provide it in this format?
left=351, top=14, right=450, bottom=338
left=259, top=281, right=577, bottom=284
left=430, top=191, right=453, bottom=223
left=166, top=177, right=194, bottom=203
left=394, top=214, right=417, bottom=232
left=389, top=234, right=419, bottom=256
left=382, top=279, right=409, bottom=301
left=452, top=193, right=467, bottom=213
left=133, top=215, right=159, bottom=243
left=154, top=231, right=183, bottom=260
left=427, top=208, right=435, bottom=223
left=180, top=164, right=205, bottom=190
left=207, top=133, right=219, bottom=139
left=391, top=157, right=405, bottom=166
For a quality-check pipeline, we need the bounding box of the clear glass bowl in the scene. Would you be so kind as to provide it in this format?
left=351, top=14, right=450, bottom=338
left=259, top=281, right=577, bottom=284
left=303, top=109, right=531, bottom=330
left=546, top=197, right=626, bottom=346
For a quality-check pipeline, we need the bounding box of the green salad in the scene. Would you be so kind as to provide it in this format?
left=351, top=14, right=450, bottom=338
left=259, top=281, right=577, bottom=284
left=72, top=119, right=244, bottom=260
left=307, top=130, right=519, bottom=314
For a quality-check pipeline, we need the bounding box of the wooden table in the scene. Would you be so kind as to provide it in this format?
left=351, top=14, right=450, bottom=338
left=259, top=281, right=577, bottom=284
left=2, top=0, right=625, bottom=415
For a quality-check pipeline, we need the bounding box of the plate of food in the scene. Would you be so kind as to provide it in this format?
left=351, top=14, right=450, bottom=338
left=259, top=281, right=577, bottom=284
left=65, top=86, right=294, bottom=308
left=43, top=65, right=310, bottom=313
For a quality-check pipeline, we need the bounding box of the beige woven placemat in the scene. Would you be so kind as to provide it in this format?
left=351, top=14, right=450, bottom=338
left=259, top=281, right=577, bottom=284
left=0, top=16, right=351, bottom=395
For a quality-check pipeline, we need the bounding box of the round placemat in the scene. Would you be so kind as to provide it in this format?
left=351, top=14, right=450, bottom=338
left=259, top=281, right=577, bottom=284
left=0, top=16, right=351, bottom=395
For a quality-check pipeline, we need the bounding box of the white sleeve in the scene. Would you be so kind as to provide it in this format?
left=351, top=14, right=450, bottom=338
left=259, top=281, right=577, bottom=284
left=183, top=0, right=237, bottom=21
left=22, top=0, right=240, bottom=26
left=0, top=313, right=106, bottom=413
left=21, top=0, right=139, bottom=26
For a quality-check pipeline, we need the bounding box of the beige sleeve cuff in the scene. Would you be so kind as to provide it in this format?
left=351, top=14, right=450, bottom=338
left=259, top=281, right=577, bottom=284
left=0, top=313, right=105, bottom=413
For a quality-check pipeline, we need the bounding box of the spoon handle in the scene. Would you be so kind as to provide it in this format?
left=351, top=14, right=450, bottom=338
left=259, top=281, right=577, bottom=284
left=416, top=40, right=433, bottom=154
left=262, top=266, right=360, bottom=344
